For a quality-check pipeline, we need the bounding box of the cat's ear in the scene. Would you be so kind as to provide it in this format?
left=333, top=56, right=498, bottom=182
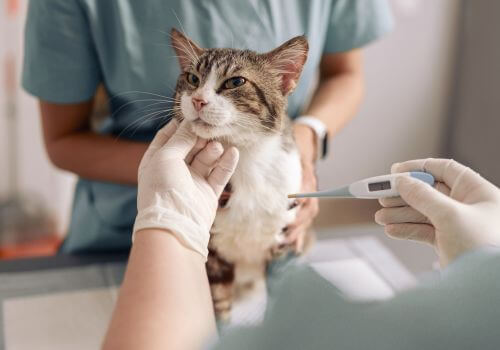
left=170, top=28, right=204, bottom=71
left=264, top=36, right=309, bottom=95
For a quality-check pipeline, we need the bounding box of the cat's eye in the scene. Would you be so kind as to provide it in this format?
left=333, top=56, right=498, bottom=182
left=186, top=73, right=200, bottom=87
left=223, top=77, right=246, bottom=89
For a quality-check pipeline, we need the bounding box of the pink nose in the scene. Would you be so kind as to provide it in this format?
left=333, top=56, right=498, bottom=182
left=192, top=97, right=208, bottom=111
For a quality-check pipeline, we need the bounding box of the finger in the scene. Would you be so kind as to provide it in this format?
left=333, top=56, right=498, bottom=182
left=186, top=138, right=208, bottom=164
left=284, top=223, right=310, bottom=245
left=379, top=196, right=406, bottom=208
left=395, top=159, right=496, bottom=202
left=391, top=158, right=476, bottom=189
left=150, top=120, right=178, bottom=149
left=300, top=197, right=319, bottom=213
left=385, top=223, right=435, bottom=246
left=375, top=206, right=429, bottom=225
left=208, top=147, right=239, bottom=197
left=295, top=231, right=306, bottom=254
left=396, top=176, right=459, bottom=221
left=161, top=121, right=198, bottom=159
left=435, top=181, right=451, bottom=196
left=191, top=141, right=224, bottom=178
left=378, top=181, right=451, bottom=208
left=141, top=121, right=178, bottom=164
left=284, top=226, right=307, bottom=252
left=292, top=199, right=318, bottom=226
left=310, top=197, right=319, bottom=216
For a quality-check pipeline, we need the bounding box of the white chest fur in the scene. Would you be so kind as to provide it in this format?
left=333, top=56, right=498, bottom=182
left=211, top=135, right=302, bottom=263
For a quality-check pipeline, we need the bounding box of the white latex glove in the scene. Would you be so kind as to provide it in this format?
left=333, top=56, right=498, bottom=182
left=133, top=120, right=239, bottom=259
left=375, top=158, right=500, bottom=266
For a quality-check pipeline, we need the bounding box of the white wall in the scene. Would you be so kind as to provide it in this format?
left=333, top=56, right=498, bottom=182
left=317, top=0, right=461, bottom=189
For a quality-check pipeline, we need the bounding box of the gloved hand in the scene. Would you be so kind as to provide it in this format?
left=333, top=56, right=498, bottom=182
left=133, top=120, right=239, bottom=259
left=375, top=158, right=500, bottom=266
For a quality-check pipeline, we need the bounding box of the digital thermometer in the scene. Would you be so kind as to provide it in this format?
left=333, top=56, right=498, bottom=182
left=288, top=172, right=435, bottom=199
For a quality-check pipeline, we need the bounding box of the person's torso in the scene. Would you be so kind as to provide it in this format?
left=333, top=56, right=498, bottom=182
left=63, top=0, right=337, bottom=253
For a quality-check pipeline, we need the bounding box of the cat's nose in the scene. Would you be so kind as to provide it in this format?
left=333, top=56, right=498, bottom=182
left=192, top=97, right=209, bottom=111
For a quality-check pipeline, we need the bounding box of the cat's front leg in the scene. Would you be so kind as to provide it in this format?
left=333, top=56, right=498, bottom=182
left=206, top=248, right=235, bottom=321
left=270, top=228, right=316, bottom=258
left=270, top=198, right=315, bottom=257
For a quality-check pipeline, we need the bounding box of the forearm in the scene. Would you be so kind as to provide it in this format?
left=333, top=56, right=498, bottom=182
left=102, top=229, right=216, bottom=350
left=47, top=131, right=148, bottom=184
left=294, top=51, right=364, bottom=161
left=304, top=70, right=364, bottom=136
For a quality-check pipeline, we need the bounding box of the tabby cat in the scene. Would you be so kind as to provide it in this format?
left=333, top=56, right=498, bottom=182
left=170, top=28, right=312, bottom=320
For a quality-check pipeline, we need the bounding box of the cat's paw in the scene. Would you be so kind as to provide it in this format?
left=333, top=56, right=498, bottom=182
left=271, top=228, right=315, bottom=257
left=211, top=283, right=233, bottom=322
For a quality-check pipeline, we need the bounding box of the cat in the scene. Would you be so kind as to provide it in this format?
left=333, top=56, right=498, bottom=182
left=170, top=28, right=312, bottom=320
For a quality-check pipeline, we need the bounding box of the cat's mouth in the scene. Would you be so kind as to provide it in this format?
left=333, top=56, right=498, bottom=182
left=189, top=117, right=227, bottom=139
left=192, top=117, right=218, bottom=128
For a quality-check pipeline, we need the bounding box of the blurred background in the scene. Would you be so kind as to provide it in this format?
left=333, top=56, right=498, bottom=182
left=0, top=0, right=498, bottom=273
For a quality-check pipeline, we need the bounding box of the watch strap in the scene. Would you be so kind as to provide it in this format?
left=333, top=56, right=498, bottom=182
left=294, top=116, right=329, bottom=160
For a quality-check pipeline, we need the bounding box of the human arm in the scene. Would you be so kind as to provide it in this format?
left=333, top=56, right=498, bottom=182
left=214, top=246, right=500, bottom=350
left=215, top=156, right=500, bottom=349
left=287, top=0, right=393, bottom=247
left=375, top=158, right=500, bottom=266
left=288, top=51, right=364, bottom=248
left=23, top=0, right=147, bottom=184
left=295, top=49, right=365, bottom=152
left=40, top=100, right=148, bottom=184
left=102, top=230, right=215, bottom=350
left=102, top=121, right=239, bottom=350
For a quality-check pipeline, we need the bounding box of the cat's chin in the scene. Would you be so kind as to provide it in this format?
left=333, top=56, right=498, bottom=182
left=189, top=120, right=227, bottom=140
left=188, top=120, right=258, bottom=147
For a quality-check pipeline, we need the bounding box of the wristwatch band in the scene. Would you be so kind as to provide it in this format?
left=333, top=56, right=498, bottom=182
left=294, top=116, right=329, bottom=160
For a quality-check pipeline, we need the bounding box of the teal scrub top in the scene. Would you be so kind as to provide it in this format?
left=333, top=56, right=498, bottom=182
left=213, top=248, right=500, bottom=350
left=22, top=0, right=393, bottom=253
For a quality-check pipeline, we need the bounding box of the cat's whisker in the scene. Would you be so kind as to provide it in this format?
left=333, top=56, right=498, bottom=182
left=170, top=43, right=199, bottom=66
left=134, top=101, right=175, bottom=116
left=129, top=113, right=173, bottom=137
left=146, top=42, right=180, bottom=50
left=115, top=109, right=171, bottom=141
left=229, top=117, right=279, bottom=134
left=110, top=99, right=173, bottom=122
left=110, top=90, right=175, bottom=102
left=115, top=104, right=181, bottom=140
left=170, top=11, right=201, bottom=66
left=186, top=107, right=279, bottom=135
left=129, top=107, right=180, bottom=133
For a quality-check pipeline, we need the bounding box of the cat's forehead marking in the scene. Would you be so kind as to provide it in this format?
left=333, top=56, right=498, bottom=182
left=196, top=50, right=223, bottom=77
left=202, top=68, right=218, bottom=93
left=196, top=49, right=250, bottom=79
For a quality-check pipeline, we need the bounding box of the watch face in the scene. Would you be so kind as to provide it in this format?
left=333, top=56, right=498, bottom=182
left=321, top=133, right=329, bottom=159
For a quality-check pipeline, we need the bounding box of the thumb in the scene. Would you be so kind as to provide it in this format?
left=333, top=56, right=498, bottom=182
left=140, top=121, right=179, bottom=166
left=397, top=176, right=458, bottom=222
left=161, top=121, right=198, bottom=159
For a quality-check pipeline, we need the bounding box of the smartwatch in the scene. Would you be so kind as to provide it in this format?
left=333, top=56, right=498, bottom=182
left=294, top=116, right=329, bottom=160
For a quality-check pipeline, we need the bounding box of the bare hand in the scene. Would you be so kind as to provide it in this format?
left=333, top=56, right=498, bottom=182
left=287, top=124, right=320, bottom=252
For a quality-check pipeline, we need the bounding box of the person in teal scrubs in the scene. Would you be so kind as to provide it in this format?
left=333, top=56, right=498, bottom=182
left=23, top=0, right=393, bottom=253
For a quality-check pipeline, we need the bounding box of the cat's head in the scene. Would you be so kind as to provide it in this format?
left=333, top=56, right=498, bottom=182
left=170, top=28, right=308, bottom=145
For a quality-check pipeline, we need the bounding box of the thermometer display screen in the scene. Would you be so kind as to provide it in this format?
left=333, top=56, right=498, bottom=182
left=368, top=181, right=391, bottom=192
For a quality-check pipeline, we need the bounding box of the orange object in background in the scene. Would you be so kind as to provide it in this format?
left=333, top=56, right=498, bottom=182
left=0, top=235, right=62, bottom=260
left=6, top=0, right=20, bottom=17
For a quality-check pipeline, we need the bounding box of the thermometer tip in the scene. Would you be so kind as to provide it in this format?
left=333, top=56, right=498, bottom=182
left=288, top=193, right=298, bottom=198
